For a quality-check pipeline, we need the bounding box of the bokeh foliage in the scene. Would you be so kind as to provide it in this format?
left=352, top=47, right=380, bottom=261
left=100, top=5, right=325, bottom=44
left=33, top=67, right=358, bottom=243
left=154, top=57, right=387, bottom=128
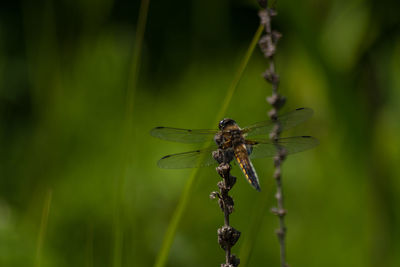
left=1, top=0, right=400, bottom=266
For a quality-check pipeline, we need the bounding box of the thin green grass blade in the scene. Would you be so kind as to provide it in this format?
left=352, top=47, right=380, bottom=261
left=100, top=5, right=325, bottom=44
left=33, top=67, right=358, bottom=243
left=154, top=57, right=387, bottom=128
left=112, top=0, right=151, bottom=266
left=154, top=24, right=264, bottom=267
left=35, top=189, right=53, bottom=267
left=125, top=0, right=151, bottom=115
left=216, top=24, right=264, bottom=120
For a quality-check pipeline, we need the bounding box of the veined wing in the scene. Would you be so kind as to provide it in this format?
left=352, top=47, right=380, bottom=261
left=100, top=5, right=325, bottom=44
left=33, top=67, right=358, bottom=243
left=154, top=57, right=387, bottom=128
left=151, top=127, right=217, bottom=143
left=247, top=136, right=319, bottom=159
left=243, top=108, right=314, bottom=137
left=157, top=146, right=218, bottom=169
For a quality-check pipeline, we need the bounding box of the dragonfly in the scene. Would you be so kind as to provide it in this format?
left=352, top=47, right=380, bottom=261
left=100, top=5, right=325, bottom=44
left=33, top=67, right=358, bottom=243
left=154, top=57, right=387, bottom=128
left=151, top=108, right=318, bottom=191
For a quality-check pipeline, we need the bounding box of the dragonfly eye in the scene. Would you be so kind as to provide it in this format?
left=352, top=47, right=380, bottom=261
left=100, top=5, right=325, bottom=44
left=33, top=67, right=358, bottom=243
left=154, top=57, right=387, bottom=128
left=218, top=118, right=236, bottom=130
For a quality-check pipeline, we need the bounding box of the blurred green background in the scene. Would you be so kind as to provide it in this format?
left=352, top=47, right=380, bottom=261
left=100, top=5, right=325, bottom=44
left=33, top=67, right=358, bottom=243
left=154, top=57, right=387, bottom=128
left=1, top=0, right=400, bottom=266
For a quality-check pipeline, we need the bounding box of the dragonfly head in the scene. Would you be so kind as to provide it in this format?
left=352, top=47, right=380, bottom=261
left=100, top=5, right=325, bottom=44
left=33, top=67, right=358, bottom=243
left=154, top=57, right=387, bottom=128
left=218, top=118, right=237, bottom=130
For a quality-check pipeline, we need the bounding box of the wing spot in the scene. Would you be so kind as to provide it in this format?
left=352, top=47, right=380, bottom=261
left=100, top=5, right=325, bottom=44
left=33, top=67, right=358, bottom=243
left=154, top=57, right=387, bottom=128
left=302, top=136, right=311, bottom=138
left=155, top=126, right=164, bottom=129
left=296, top=107, right=305, bottom=110
left=162, top=155, right=171, bottom=159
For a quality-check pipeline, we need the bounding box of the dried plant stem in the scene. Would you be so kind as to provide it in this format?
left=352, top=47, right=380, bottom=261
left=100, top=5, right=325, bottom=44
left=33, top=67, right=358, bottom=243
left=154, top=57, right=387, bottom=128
left=258, top=2, right=288, bottom=267
left=211, top=147, right=241, bottom=267
left=271, top=149, right=287, bottom=267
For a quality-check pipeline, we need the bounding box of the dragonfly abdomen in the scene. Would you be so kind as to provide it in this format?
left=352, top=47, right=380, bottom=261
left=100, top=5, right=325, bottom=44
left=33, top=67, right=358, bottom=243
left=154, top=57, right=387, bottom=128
left=234, top=145, right=261, bottom=191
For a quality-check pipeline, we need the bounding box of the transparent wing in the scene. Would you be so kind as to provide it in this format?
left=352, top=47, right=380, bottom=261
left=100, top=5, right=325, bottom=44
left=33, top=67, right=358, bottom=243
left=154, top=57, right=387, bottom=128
left=157, top=146, right=218, bottom=169
left=247, top=136, right=319, bottom=159
left=150, top=127, right=217, bottom=143
left=243, top=108, right=314, bottom=137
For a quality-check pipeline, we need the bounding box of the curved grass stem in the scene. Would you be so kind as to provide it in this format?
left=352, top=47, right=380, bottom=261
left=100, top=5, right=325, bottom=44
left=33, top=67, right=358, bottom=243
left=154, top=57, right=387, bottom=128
left=35, top=189, right=52, bottom=267
left=153, top=24, right=264, bottom=267
left=113, top=0, right=151, bottom=266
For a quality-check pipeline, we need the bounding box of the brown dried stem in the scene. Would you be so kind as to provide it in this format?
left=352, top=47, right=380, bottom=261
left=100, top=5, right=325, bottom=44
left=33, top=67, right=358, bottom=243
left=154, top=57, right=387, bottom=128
left=211, top=134, right=241, bottom=267
left=258, top=2, right=288, bottom=267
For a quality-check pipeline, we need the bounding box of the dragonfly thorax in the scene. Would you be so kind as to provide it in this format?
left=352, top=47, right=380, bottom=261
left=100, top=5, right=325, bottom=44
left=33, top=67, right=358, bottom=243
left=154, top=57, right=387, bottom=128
left=230, top=129, right=244, bottom=146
